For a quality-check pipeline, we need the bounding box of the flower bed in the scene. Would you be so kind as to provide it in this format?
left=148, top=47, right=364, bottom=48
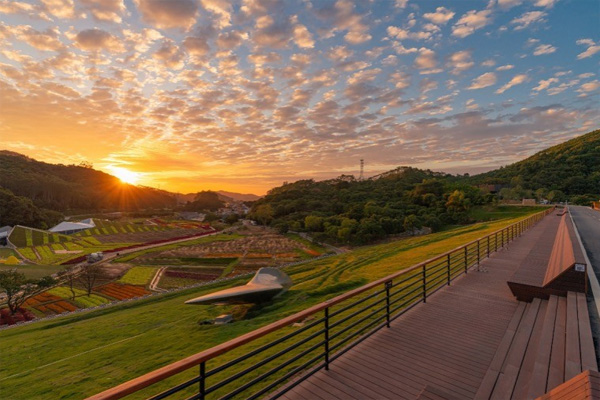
left=95, top=283, right=151, bottom=300
left=164, top=269, right=220, bottom=281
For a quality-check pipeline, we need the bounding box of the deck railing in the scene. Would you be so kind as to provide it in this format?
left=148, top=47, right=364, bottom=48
left=88, top=207, right=554, bottom=400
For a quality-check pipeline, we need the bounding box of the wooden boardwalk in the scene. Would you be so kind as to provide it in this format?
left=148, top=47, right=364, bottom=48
left=278, top=216, right=573, bottom=400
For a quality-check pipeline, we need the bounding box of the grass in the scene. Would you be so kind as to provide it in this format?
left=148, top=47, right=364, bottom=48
left=0, top=248, right=20, bottom=259
left=0, top=209, right=543, bottom=399
left=0, top=264, right=66, bottom=279
left=118, top=267, right=158, bottom=286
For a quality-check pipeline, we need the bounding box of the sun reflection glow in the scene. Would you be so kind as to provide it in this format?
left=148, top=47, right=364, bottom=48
left=107, top=166, right=141, bottom=185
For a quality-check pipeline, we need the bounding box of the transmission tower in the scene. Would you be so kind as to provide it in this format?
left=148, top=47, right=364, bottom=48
left=359, top=159, right=364, bottom=180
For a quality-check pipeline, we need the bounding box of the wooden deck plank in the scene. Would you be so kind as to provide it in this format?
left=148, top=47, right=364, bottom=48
left=548, top=296, right=568, bottom=391
left=577, top=293, right=598, bottom=372
left=527, top=295, right=559, bottom=399
left=565, top=292, right=583, bottom=381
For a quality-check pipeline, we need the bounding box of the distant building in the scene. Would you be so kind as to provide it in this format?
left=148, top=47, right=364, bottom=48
left=522, top=198, right=536, bottom=205
left=0, top=226, right=11, bottom=246
left=49, top=220, right=95, bottom=235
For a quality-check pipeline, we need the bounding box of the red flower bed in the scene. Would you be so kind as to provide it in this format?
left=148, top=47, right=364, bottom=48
left=0, top=307, right=36, bottom=325
left=95, top=283, right=150, bottom=300
left=24, top=293, right=63, bottom=307
left=164, top=270, right=220, bottom=281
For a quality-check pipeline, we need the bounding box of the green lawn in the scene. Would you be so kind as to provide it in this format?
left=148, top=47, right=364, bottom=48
left=0, top=210, right=542, bottom=399
left=47, top=287, right=110, bottom=308
left=118, top=267, right=158, bottom=286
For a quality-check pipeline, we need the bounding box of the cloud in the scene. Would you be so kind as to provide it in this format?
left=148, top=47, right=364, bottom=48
left=291, top=17, right=314, bottom=48
left=75, top=28, right=124, bottom=52
left=423, top=7, right=455, bottom=25
left=511, top=11, right=547, bottom=30
left=216, top=30, right=246, bottom=50
left=452, top=9, right=492, bottom=38
left=468, top=72, right=497, bottom=89
left=577, top=80, right=599, bottom=93
left=41, top=0, right=76, bottom=19
left=80, top=0, right=126, bottom=23
left=497, top=0, right=523, bottom=9
left=576, top=39, right=600, bottom=59
left=447, top=50, right=474, bottom=75
left=533, top=0, right=559, bottom=8
left=533, top=77, right=558, bottom=91
left=252, top=15, right=293, bottom=48
left=314, top=0, right=372, bottom=45
left=419, top=77, right=438, bottom=94
left=394, top=0, right=409, bottom=8
left=134, top=0, right=198, bottom=30
left=533, top=44, right=556, bottom=55
left=20, top=26, right=64, bottom=51
left=414, top=48, right=437, bottom=69
left=183, top=35, right=210, bottom=56
left=495, top=73, right=528, bottom=93
left=496, top=64, right=515, bottom=71
left=200, top=0, right=231, bottom=28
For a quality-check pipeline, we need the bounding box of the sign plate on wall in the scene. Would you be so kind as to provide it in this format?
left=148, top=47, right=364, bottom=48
left=575, top=263, right=586, bottom=272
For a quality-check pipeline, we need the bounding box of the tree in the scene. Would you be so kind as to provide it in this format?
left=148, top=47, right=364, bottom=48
left=253, top=204, right=274, bottom=225
left=403, top=215, right=422, bottom=235
left=57, top=266, right=77, bottom=300
left=304, top=215, right=324, bottom=232
left=79, top=264, right=102, bottom=296
left=0, top=270, right=54, bottom=314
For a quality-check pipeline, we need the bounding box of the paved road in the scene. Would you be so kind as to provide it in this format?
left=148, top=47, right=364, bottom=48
left=570, top=206, right=600, bottom=279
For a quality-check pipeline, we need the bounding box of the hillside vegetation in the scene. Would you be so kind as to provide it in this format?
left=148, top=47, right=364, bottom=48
left=0, top=151, right=176, bottom=215
left=0, top=211, right=538, bottom=399
left=472, top=129, right=600, bottom=203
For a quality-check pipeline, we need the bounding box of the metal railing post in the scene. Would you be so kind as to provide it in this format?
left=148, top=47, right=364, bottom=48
left=447, top=253, right=451, bottom=285
left=385, top=281, right=392, bottom=328
left=422, top=265, right=427, bottom=303
left=199, top=362, right=206, bottom=400
left=477, top=240, right=480, bottom=268
left=464, top=246, right=468, bottom=273
left=324, top=308, right=330, bottom=370
left=487, top=235, right=490, bottom=258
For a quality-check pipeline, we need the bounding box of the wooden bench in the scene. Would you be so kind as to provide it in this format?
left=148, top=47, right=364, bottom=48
left=507, top=212, right=588, bottom=302
left=416, top=385, right=460, bottom=400
left=474, top=292, right=597, bottom=400
left=534, top=370, right=600, bottom=400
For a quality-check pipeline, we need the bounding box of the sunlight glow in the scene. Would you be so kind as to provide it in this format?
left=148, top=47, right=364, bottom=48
left=107, top=166, right=141, bottom=185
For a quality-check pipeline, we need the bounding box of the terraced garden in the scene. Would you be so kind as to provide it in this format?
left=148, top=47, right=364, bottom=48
left=0, top=209, right=543, bottom=399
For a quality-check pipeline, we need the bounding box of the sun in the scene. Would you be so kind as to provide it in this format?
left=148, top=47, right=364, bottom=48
left=108, top=166, right=141, bottom=185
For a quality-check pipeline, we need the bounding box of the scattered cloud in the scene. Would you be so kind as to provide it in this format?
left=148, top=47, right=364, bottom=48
left=447, top=50, right=474, bottom=75
left=414, top=47, right=437, bottom=70
left=496, top=73, right=528, bottom=93
left=533, top=43, right=556, bottom=55
left=496, top=64, right=514, bottom=71
left=134, top=0, right=198, bottom=30
left=468, top=72, right=497, bottom=89
left=423, top=7, right=455, bottom=25
left=576, top=39, right=600, bottom=59
left=511, top=11, right=547, bottom=30
left=452, top=9, right=492, bottom=38
left=75, top=28, right=123, bottom=52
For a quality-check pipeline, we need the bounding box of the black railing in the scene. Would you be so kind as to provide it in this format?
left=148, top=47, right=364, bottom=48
left=88, top=208, right=554, bottom=400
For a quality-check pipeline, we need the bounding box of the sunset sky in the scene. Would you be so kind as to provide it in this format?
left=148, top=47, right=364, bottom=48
left=0, top=0, right=598, bottom=195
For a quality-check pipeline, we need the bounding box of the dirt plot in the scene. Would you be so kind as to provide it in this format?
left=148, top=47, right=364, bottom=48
left=95, top=228, right=209, bottom=244
left=143, top=234, right=306, bottom=260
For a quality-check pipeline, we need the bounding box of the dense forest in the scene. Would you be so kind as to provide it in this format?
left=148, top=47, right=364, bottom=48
left=248, top=168, right=481, bottom=245
left=0, top=151, right=177, bottom=215
left=249, top=129, right=599, bottom=245
left=470, top=129, right=600, bottom=204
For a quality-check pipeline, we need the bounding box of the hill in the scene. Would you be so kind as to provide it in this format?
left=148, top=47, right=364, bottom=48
left=0, top=152, right=177, bottom=222
left=471, top=129, right=600, bottom=203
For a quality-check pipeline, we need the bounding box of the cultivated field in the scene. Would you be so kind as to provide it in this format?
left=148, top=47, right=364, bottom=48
left=0, top=209, right=542, bottom=399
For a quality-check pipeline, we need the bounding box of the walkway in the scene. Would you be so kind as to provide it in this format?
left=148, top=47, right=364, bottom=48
left=279, top=215, right=562, bottom=400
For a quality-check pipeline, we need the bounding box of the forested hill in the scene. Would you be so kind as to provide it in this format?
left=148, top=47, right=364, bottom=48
left=248, top=167, right=477, bottom=245
left=0, top=151, right=176, bottom=215
left=471, top=129, right=600, bottom=203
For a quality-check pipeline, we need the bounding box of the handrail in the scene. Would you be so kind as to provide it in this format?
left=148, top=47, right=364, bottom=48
left=87, top=206, right=554, bottom=400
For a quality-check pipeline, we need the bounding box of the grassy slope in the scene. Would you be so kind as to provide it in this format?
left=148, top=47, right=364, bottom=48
left=0, top=210, right=541, bottom=399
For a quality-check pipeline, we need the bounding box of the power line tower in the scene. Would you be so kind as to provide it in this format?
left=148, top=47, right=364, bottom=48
left=359, top=159, right=364, bottom=180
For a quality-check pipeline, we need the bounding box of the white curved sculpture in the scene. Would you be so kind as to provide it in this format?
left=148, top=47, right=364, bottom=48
left=185, top=267, right=293, bottom=305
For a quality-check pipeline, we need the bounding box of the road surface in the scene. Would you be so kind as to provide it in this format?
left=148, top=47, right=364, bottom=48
left=570, top=206, right=600, bottom=280
left=570, top=205, right=600, bottom=365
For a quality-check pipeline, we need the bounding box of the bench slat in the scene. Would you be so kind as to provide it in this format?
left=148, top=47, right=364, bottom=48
left=577, top=293, right=598, bottom=372
left=527, top=295, right=559, bottom=399
left=565, top=291, right=583, bottom=381
left=547, top=296, right=567, bottom=391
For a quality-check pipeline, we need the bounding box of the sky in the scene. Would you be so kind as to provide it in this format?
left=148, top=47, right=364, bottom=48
left=0, top=0, right=598, bottom=195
